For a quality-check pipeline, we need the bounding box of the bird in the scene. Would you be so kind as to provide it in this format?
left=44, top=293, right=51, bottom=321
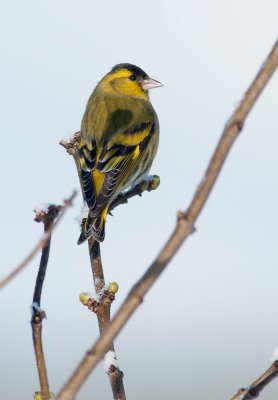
left=77, top=63, right=162, bottom=244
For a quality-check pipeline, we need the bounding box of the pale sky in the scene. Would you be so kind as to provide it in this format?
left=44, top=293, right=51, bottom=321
left=1, top=1, right=278, bottom=399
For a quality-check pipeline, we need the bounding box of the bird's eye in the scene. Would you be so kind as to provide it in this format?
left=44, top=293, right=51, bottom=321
left=129, top=75, right=136, bottom=81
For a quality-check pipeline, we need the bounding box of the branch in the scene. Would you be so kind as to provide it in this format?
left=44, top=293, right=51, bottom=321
left=55, top=39, right=278, bottom=400
left=108, top=175, right=160, bottom=214
left=0, top=191, right=77, bottom=289
left=87, top=238, right=125, bottom=399
left=31, top=205, right=60, bottom=400
left=230, top=361, right=278, bottom=399
left=60, top=137, right=128, bottom=399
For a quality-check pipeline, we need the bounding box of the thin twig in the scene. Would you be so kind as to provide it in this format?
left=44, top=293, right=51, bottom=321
left=31, top=204, right=61, bottom=400
left=108, top=175, right=160, bottom=214
left=230, top=361, right=278, bottom=399
left=88, top=238, right=126, bottom=400
left=32, top=205, right=61, bottom=308
left=0, top=191, right=77, bottom=289
left=31, top=205, right=61, bottom=400
left=55, top=39, right=278, bottom=400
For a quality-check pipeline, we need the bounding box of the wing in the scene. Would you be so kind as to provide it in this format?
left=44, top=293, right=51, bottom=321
left=79, top=138, right=97, bottom=209
left=79, top=94, right=109, bottom=210
left=92, top=118, right=158, bottom=217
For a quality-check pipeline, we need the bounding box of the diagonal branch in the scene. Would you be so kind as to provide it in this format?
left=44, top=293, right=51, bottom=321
left=0, top=191, right=77, bottom=289
left=55, top=39, right=278, bottom=400
left=230, top=361, right=278, bottom=400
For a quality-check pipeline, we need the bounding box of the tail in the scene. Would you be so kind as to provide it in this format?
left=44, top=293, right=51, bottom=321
left=91, top=213, right=106, bottom=242
left=77, top=211, right=93, bottom=245
left=77, top=208, right=107, bottom=244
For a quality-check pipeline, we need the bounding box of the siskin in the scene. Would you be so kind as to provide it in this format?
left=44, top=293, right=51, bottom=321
left=78, top=63, right=162, bottom=244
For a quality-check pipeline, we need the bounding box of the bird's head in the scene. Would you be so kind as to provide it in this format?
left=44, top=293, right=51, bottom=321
left=97, top=63, right=163, bottom=99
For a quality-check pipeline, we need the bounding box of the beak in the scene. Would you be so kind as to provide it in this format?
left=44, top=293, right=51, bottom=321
left=141, top=77, right=163, bottom=91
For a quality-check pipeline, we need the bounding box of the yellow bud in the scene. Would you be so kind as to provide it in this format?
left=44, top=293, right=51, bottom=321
left=33, top=391, right=55, bottom=400
left=79, top=292, right=90, bottom=305
left=139, top=180, right=149, bottom=191
left=149, top=175, right=160, bottom=190
left=108, top=281, right=119, bottom=294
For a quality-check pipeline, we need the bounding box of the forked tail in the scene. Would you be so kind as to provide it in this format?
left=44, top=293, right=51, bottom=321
left=77, top=208, right=107, bottom=244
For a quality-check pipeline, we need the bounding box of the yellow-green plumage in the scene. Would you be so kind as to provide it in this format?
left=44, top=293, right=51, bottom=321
left=78, top=63, right=162, bottom=243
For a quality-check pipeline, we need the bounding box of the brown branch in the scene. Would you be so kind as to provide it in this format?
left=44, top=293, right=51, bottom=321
left=0, top=191, right=77, bottom=289
left=88, top=238, right=125, bottom=400
left=55, top=39, right=278, bottom=400
left=32, top=304, right=49, bottom=400
left=230, top=361, right=278, bottom=399
left=31, top=205, right=61, bottom=400
left=60, top=137, right=128, bottom=399
left=32, top=205, right=61, bottom=308
left=108, top=175, right=160, bottom=214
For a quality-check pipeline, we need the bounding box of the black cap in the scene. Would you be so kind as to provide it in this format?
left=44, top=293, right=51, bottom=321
left=111, top=63, right=148, bottom=79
